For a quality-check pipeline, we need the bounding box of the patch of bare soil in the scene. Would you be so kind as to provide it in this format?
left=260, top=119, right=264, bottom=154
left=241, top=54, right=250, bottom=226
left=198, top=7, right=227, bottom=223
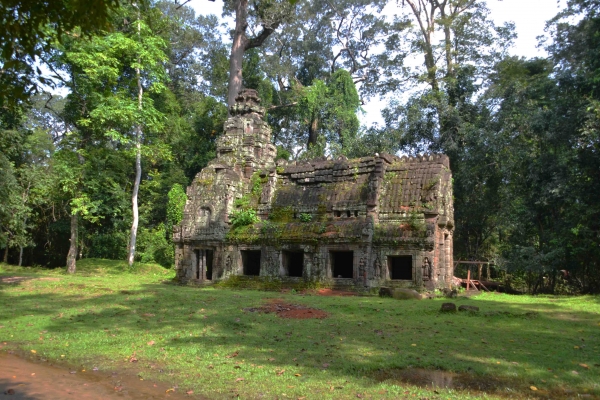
left=313, top=288, right=357, bottom=297
left=372, top=367, right=596, bottom=399
left=0, top=353, right=194, bottom=399
left=244, top=299, right=328, bottom=319
left=0, top=276, right=60, bottom=284
left=0, top=277, right=30, bottom=284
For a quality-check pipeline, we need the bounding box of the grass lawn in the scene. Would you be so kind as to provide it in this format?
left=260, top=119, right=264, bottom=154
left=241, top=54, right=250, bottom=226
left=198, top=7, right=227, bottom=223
left=1, top=259, right=599, bottom=399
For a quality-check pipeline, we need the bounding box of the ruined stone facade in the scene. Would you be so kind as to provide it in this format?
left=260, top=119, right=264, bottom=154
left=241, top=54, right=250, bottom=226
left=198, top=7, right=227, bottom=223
left=173, top=89, right=454, bottom=289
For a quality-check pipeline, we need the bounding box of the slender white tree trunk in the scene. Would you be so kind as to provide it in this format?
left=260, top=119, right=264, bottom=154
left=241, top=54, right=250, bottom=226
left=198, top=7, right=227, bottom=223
left=128, top=8, right=143, bottom=267
left=128, top=137, right=141, bottom=267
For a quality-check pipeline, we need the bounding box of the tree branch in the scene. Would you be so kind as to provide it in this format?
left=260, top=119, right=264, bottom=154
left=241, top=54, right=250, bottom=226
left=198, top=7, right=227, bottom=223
left=268, top=102, right=298, bottom=111
left=245, top=22, right=281, bottom=50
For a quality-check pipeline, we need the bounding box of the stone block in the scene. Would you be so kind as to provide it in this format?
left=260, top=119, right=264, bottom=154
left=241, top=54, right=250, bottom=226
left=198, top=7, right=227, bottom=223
left=458, top=305, right=479, bottom=312
left=440, top=302, right=457, bottom=312
left=379, top=286, right=393, bottom=297
left=442, top=288, right=458, bottom=298
left=391, top=288, right=423, bottom=300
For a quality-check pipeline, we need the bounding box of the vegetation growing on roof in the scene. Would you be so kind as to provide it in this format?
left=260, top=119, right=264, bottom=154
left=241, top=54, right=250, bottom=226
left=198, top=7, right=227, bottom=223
left=299, top=213, right=313, bottom=222
left=268, top=206, right=294, bottom=223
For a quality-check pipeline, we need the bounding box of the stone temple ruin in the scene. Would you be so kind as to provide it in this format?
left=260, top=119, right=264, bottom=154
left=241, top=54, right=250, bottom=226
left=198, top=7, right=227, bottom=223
left=173, top=89, right=454, bottom=290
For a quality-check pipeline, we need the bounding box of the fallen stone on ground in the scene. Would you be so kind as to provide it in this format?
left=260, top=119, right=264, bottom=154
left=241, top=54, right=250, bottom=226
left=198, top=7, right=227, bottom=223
left=391, top=288, right=423, bottom=300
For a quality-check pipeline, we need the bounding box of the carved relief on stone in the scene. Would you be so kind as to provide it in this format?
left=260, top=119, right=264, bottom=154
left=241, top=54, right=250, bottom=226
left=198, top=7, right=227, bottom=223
left=194, top=206, right=212, bottom=228
left=359, top=251, right=367, bottom=278
left=260, top=174, right=277, bottom=204
left=225, top=254, right=232, bottom=273
left=373, top=256, right=381, bottom=279
left=422, top=256, right=432, bottom=281
left=312, top=254, right=320, bottom=270
left=426, top=221, right=435, bottom=237
left=266, top=252, right=276, bottom=274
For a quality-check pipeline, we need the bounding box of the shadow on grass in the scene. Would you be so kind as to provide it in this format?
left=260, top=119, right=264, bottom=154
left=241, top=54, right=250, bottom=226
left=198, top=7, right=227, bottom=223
left=1, top=275, right=599, bottom=398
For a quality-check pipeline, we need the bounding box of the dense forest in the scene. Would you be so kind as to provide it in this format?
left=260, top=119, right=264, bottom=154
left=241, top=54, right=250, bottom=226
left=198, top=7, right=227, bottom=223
left=1, top=0, right=598, bottom=293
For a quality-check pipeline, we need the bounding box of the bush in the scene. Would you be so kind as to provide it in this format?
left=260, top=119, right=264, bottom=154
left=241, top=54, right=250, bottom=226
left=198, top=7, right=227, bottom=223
left=299, top=213, right=313, bottom=222
left=136, top=225, right=173, bottom=268
left=230, top=209, right=259, bottom=228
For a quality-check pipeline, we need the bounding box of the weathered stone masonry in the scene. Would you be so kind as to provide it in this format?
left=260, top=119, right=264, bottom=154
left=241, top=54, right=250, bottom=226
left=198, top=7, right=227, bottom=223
left=173, top=89, right=454, bottom=289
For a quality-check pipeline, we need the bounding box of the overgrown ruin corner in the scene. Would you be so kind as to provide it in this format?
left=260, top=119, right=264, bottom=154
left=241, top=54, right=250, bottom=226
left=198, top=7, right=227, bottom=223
left=173, top=89, right=454, bottom=291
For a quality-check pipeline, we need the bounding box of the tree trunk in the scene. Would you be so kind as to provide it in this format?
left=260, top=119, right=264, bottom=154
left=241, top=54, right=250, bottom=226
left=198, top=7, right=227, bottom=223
left=128, top=9, right=143, bottom=268
left=18, top=215, right=27, bottom=267
left=3, top=245, right=8, bottom=263
left=128, top=138, right=142, bottom=267
left=438, top=1, right=454, bottom=81
left=228, top=0, right=249, bottom=109
left=66, top=212, right=78, bottom=274
left=308, top=117, right=319, bottom=147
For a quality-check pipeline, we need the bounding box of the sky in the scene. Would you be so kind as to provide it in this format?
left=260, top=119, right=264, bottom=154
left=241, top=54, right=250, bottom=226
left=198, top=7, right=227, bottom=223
left=486, top=0, right=566, bottom=57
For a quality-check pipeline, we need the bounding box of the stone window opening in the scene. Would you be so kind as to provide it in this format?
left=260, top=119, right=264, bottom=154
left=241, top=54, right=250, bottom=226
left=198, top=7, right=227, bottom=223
left=388, top=255, right=412, bottom=280
left=331, top=251, right=354, bottom=278
left=282, top=251, right=303, bottom=277
left=241, top=250, right=261, bottom=276
left=335, top=210, right=341, bottom=218
left=354, top=211, right=359, bottom=217
left=346, top=210, right=351, bottom=218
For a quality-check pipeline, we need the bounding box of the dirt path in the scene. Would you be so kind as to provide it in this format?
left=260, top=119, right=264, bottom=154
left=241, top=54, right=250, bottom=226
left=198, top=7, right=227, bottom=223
left=0, top=353, right=193, bottom=399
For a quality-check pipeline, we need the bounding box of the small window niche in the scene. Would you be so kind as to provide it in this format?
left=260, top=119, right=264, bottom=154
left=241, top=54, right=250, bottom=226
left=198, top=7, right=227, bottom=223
left=282, top=250, right=304, bottom=277
left=388, top=255, right=413, bottom=280
left=331, top=251, right=354, bottom=278
left=241, top=250, right=261, bottom=276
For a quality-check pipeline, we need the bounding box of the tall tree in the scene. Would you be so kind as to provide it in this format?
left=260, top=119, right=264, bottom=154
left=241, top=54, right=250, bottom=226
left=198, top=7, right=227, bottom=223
left=377, top=0, right=516, bottom=264
left=224, top=0, right=294, bottom=108
left=57, top=3, right=169, bottom=268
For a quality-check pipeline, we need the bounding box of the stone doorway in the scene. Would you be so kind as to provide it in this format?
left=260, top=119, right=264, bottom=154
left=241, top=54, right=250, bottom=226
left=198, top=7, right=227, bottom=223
left=241, top=250, right=261, bottom=276
left=195, top=249, right=214, bottom=280
left=389, top=255, right=412, bottom=280
left=282, top=251, right=304, bottom=277
left=331, top=251, right=354, bottom=278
